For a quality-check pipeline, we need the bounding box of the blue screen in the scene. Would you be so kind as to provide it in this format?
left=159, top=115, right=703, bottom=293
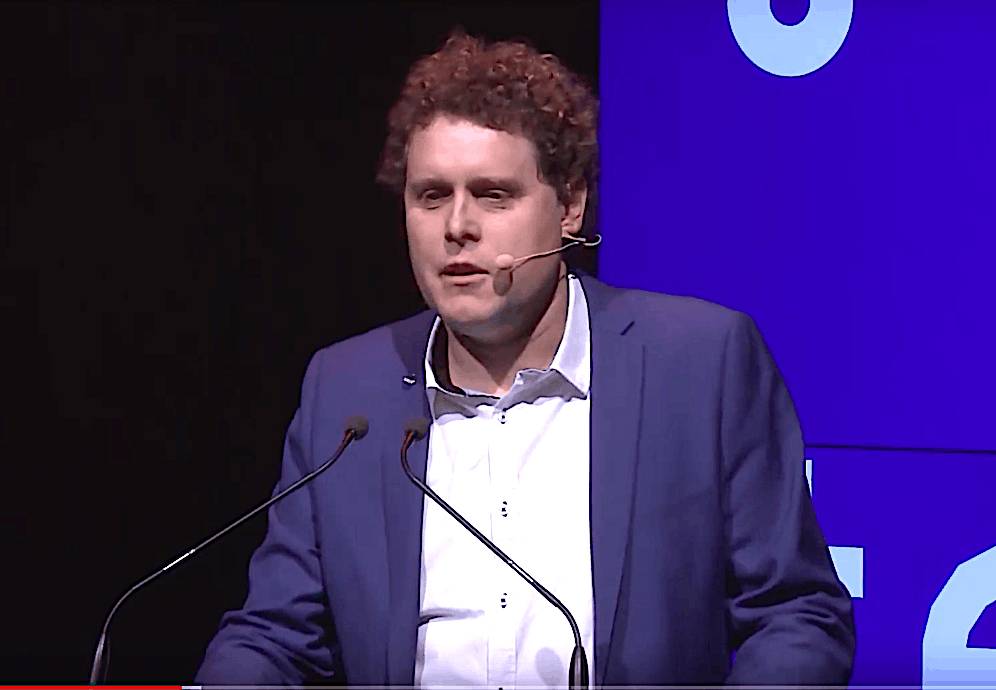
left=600, top=1, right=996, bottom=684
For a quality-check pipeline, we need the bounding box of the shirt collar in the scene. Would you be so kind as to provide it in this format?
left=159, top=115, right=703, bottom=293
left=550, top=273, right=591, bottom=395
left=423, top=274, right=592, bottom=403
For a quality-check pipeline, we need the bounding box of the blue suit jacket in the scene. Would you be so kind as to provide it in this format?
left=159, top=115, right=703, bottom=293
left=196, top=275, right=854, bottom=685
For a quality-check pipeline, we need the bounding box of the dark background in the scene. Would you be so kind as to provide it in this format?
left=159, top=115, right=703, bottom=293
left=0, top=1, right=598, bottom=682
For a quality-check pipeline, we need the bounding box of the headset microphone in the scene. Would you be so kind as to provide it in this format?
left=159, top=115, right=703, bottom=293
left=494, top=234, right=601, bottom=272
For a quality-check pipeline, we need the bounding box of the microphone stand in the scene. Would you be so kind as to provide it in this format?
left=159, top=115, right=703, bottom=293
left=401, top=421, right=589, bottom=690
left=89, top=418, right=368, bottom=684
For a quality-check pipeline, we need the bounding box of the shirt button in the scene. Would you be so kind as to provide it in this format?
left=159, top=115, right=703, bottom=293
left=500, top=592, right=508, bottom=608
left=498, top=410, right=507, bottom=424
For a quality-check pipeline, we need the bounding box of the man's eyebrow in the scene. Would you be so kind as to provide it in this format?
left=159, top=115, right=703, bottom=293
left=407, top=177, right=524, bottom=193
left=467, top=177, right=523, bottom=191
left=407, top=177, right=450, bottom=194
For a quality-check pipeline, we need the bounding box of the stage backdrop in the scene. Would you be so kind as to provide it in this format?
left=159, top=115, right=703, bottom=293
left=599, top=1, right=995, bottom=686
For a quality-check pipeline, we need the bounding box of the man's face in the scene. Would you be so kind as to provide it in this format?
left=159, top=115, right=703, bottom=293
left=404, top=115, right=582, bottom=341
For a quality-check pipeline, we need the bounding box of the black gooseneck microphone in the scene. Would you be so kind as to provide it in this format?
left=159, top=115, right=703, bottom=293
left=88, top=415, right=370, bottom=685
left=400, top=417, right=589, bottom=690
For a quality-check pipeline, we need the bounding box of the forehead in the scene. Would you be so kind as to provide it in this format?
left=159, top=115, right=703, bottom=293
left=405, top=115, right=540, bottom=182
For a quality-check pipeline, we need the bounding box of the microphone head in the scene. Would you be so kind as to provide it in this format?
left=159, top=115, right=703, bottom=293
left=345, top=415, right=370, bottom=439
left=495, top=254, right=515, bottom=270
left=403, top=417, right=430, bottom=440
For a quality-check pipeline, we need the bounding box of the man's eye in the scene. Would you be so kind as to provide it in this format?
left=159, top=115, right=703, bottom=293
left=420, top=190, right=447, bottom=203
left=482, top=189, right=510, bottom=201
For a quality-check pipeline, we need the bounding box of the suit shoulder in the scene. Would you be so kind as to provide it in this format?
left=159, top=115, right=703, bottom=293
left=306, top=309, right=433, bottom=379
left=606, top=285, right=751, bottom=345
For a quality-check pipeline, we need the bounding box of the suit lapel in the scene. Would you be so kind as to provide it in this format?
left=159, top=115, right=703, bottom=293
left=383, top=311, right=434, bottom=685
left=583, top=275, right=643, bottom=686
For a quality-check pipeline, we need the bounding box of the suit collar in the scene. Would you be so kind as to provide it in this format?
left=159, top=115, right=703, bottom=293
left=577, top=272, right=637, bottom=337
left=580, top=274, right=643, bottom=685
left=383, top=309, right=434, bottom=685
left=391, top=308, right=437, bottom=384
left=386, top=273, right=637, bottom=366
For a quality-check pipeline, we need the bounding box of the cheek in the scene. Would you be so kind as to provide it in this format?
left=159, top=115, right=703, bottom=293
left=405, top=231, right=437, bottom=305
left=519, top=211, right=565, bottom=253
left=405, top=215, right=434, bottom=265
left=519, top=197, right=564, bottom=236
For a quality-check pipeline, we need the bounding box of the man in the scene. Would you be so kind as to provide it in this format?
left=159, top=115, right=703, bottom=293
left=196, top=32, right=854, bottom=686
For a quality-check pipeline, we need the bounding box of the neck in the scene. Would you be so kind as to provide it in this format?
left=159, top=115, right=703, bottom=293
left=444, top=272, right=569, bottom=396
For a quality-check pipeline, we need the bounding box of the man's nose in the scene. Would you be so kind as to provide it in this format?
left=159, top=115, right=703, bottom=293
left=444, top=191, right=481, bottom=244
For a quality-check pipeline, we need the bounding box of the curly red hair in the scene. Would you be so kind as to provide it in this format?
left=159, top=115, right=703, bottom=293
left=377, top=31, right=599, bottom=211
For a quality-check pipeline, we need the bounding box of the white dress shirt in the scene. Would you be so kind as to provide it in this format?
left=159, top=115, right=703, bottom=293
left=414, top=274, right=595, bottom=689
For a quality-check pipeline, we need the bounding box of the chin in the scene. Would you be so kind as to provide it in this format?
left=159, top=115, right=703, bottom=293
left=438, top=304, right=496, bottom=330
left=435, top=298, right=503, bottom=336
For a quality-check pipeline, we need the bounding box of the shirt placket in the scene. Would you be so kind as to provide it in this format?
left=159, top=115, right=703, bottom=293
left=487, top=400, right=518, bottom=689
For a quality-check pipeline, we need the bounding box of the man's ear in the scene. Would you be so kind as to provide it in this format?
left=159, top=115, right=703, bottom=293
left=560, top=180, right=588, bottom=239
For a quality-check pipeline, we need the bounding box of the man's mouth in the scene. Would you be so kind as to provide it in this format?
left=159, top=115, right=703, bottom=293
left=441, top=262, right=488, bottom=276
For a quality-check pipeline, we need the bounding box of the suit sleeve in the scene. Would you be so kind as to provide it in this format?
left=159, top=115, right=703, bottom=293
left=720, top=313, right=855, bottom=685
left=195, top=351, right=341, bottom=684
